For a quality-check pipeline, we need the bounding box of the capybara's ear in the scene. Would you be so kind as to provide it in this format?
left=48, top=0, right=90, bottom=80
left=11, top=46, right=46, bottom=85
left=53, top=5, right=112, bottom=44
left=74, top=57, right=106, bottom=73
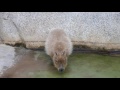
left=62, top=51, right=65, bottom=55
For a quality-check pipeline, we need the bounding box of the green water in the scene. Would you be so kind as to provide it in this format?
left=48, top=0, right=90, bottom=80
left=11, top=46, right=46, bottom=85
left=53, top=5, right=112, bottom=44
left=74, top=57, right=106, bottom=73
left=32, top=52, right=120, bottom=78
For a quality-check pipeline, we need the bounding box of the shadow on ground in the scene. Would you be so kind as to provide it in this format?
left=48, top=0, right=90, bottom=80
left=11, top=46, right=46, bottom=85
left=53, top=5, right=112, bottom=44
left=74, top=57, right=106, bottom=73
left=1, top=47, right=120, bottom=78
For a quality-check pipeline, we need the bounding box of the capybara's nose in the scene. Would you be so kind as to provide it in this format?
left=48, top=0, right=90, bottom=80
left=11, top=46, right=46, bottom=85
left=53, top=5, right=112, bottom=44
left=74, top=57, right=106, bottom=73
left=58, top=68, right=64, bottom=72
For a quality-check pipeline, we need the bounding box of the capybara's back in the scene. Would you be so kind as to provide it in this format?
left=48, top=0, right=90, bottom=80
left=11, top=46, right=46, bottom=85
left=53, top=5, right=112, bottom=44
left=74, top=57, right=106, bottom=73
left=45, top=29, right=73, bottom=72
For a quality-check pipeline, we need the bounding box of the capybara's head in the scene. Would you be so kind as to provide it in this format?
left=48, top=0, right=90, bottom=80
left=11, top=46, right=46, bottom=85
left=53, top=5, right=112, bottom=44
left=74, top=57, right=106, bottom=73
left=52, top=51, right=68, bottom=72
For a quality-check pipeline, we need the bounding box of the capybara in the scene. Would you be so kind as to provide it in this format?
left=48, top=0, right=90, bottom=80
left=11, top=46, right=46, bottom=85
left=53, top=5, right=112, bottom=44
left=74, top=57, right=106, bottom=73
left=45, top=29, right=73, bottom=72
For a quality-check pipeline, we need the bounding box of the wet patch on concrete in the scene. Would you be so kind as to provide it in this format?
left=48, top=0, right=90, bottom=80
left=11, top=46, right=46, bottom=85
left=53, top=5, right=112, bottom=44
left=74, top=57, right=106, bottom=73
left=0, top=44, right=15, bottom=76
left=1, top=47, right=53, bottom=78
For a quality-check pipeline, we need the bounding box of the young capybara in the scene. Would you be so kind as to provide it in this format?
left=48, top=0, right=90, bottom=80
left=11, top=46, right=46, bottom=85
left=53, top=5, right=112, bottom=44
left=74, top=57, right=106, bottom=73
left=45, top=29, right=73, bottom=72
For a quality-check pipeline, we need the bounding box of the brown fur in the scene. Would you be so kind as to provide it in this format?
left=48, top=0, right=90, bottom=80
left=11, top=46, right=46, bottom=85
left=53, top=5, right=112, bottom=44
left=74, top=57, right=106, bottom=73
left=45, top=29, right=73, bottom=72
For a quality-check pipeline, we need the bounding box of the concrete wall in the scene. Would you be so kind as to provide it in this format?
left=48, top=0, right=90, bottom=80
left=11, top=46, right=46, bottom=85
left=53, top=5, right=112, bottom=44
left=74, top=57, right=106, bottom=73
left=0, top=12, right=120, bottom=50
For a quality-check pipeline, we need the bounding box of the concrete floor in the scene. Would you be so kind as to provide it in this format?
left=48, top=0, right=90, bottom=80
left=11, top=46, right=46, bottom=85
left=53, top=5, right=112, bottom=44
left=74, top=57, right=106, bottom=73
left=1, top=46, right=120, bottom=78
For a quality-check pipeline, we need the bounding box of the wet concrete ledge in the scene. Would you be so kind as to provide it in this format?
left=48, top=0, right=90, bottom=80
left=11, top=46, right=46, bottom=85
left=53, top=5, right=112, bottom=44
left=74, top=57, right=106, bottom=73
left=5, top=43, right=120, bottom=56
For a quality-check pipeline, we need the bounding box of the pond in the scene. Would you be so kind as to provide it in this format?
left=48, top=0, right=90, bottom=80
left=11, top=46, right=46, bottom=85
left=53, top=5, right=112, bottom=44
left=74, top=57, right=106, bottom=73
left=1, top=47, right=120, bottom=78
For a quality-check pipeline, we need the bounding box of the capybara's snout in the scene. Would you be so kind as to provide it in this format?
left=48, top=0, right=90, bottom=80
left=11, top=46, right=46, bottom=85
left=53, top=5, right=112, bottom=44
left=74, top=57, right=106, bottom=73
left=58, top=68, right=64, bottom=72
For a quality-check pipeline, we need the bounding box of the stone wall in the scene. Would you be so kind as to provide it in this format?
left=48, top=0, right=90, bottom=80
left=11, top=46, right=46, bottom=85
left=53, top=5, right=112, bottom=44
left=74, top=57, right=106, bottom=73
left=0, top=12, right=120, bottom=50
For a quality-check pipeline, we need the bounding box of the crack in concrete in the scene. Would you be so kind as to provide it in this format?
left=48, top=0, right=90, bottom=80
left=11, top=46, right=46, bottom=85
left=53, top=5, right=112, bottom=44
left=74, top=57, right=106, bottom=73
left=0, top=36, right=3, bottom=44
left=10, top=20, right=25, bottom=44
left=0, top=19, right=3, bottom=44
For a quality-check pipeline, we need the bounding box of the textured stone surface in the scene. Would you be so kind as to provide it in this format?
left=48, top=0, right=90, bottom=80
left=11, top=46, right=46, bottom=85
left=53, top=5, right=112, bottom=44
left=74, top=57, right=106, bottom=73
left=0, top=16, right=21, bottom=45
left=0, top=12, right=120, bottom=49
left=0, top=44, right=15, bottom=76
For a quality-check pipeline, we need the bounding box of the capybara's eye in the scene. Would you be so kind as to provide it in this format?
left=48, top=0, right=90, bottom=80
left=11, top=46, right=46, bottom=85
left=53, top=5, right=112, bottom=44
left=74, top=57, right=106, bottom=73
left=62, top=52, right=64, bottom=55
left=55, top=52, right=57, bottom=55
